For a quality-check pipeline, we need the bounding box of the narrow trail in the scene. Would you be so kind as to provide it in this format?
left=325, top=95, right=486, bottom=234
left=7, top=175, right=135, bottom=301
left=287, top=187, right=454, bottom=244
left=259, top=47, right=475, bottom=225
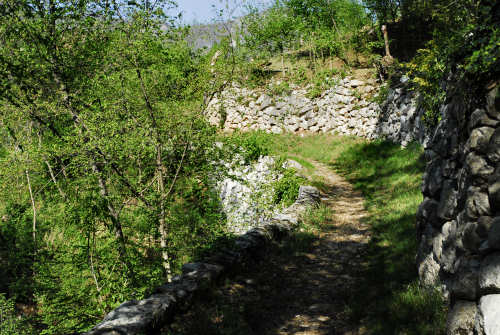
left=168, top=160, right=373, bottom=335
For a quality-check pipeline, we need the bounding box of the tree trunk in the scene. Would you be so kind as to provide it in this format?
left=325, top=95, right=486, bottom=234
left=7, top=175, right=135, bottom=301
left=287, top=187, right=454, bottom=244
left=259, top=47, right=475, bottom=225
left=26, top=170, right=36, bottom=248
left=134, top=64, right=173, bottom=281
left=91, top=160, right=134, bottom=281
left=382, top=25, right=392, bottom=58
left=45, top=159, right=66, bottom=198
left=156, top=146, right=172, bottom=282
left=281, top=52, right=285, bottom=77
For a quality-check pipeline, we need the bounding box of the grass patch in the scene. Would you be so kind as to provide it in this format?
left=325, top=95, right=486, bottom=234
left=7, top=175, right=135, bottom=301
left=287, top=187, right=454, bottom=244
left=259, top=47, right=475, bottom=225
left=267, top=132, right=364, bottom=164
left=285, top=155, right=315, bottom=174
left=301, top=203, right=333, bottom=229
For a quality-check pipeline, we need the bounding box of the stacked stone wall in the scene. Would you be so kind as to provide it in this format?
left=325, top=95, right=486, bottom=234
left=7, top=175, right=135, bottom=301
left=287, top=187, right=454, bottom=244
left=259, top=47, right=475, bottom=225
left=416, top=85, right=500, bottom=334
left=205, top=76, right=430, bottom=146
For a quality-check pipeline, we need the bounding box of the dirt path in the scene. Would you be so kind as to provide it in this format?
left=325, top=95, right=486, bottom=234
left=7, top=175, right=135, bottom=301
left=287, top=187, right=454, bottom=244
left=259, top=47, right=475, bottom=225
left=167, top=160, right=372, bottom=335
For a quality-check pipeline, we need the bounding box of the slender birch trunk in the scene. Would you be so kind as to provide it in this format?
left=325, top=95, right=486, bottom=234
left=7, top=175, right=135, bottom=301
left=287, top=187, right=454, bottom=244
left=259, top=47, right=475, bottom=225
left=45, top=160, right=66, bottom=198
left=91, top=160, right=134, bottom=281
left=157, top=147, right=172, bottom=282
left=26, top=170, right=36, bottom=248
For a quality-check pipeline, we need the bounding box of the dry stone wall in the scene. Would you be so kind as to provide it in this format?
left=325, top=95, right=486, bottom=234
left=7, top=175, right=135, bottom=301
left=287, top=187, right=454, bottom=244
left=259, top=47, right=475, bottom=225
left=218, top=155, right=291, bottom=235
left=416, top=84, right=500, bottom=335
left=205, top=76, right=430, bottom=146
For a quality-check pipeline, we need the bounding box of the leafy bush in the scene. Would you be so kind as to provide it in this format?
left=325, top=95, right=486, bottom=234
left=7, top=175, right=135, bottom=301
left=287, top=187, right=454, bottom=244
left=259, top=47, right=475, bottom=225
left=272, top=168, right=305, bottom=207
left=0, top=203, right=35, bottom=302
left=370, top=82, right=389, bottom=105
left=368, top=0, right=499, bottom=127
left=405, top=44, right=447, bottom=126
left=0, top=1, right=237, bottom=333
left=242, top=3, right=302, bottom=57
left=0, top=294, right=32, bottom=335
left=241, top=0, right=369, bottom=65
left=268, top=81, right=292, bottom=96
left=225, top=131, right=272, bottom=164
left=306, top=68, right=341, bottom=98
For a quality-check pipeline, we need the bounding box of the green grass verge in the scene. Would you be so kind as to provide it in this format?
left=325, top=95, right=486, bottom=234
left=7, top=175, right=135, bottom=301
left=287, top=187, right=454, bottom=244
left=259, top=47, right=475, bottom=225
left=267, top=133, right=447, bottom=335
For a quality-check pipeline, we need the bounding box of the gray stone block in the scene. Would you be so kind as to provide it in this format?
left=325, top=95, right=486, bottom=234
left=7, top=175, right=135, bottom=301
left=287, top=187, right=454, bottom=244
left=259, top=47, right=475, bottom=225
left=487, top=128, right=500, bottom=163
left=447, top=300, right=477, bottom=335
left=479, top=252, right=500, bottom=294
left=478, top=294, right=500, bottom=335
left=438, top=180, right=459, bottom=220
left=488, top=165, right=500, bottom=212
left=488, top=217, right=500, bottom=250
left=466, top=187, right=491, bottom=220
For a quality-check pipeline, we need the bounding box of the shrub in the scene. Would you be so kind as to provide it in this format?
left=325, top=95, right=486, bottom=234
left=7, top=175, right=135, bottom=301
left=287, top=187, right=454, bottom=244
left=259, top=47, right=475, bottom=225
left=371, top=82, right=389, bottom=105
left=405, top=44, right=446, bottom=126
left=272, top=168, right=305, bottom=207
left=226, top=131, right=272, bottom=164
left=268, top=81, right=292, bottom=96
left=0, top=294, right=32, bottom=335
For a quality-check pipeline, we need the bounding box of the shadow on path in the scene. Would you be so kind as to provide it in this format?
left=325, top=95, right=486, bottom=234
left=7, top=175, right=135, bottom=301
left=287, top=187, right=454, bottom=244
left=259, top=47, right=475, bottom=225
left=164, top=161, right=373, bottom=335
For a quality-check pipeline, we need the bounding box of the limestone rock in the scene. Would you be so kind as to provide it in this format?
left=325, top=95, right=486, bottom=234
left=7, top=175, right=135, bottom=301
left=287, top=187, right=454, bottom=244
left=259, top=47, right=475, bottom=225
left=257, top=94, right=272, bottom=110
left=488, top=165, right=500, bottom=212
left=466, top=152, right=494, bottom=178
left=478, top=294, right=500, bottom=335
left=487, top=128, right=500, bottom=163
left=462, top=222, right=482, bottom=252
left=182, top=263, right=223, bottom=278
left=469, top=109, right=499, bottom=130
left=479, top=252, right=500, bottom=294
left=295, top=186, right=321, bottom=206
left=468, top=127, right=496, bottom=153
left=347, top=79, right=364, bottom=88
left=422, top=159, right=443, bottom=197
left=283, top=159, right=303, bottom=171
left=450, top=260, right=479, bottom=300
left=478, top=216, right=495, bottom=239
left=86, top=294, right=174, bottom=335
left=418, top=252, right=441, bottom=285
left=447, top=300, right=477, bottom=335
left=486, top=86, right=500, bottom=119
left=466, top=187, right=491, bottom=220
left=418, top=198, right=441, bottom=228
left=488, top=217, right=500, bottom=250
left=438, top=180, right=459, bottom=220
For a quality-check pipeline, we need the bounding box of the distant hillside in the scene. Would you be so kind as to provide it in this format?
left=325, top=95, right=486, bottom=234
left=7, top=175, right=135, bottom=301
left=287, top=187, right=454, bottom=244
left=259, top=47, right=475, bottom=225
left=185, top=19, right=242, bottom=50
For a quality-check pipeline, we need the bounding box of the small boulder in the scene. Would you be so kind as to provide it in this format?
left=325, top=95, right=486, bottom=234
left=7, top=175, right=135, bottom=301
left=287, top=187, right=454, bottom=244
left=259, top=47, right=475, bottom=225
left=257, top=94, right=272, bottom=111
left=488, top=165, right=500, bottom=212
left=437, top=180, right=459, bottom=220
left=295, top=186, right=321, bottom=206
left=479, top=252, right=500, bottom=294
left=488, top=217, right=500, bottom=250
left=466, top=152, right=494, bottom=178
left=487, top=128, right=500, bottom=163
left=478, top=294, right=500, bottom=335
left=446, top=300, right=477, bottom=335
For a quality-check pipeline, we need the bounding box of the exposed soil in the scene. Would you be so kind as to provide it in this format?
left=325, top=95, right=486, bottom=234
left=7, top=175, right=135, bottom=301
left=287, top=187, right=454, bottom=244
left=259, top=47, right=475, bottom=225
left=165, top=160, right=372, bottom=335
